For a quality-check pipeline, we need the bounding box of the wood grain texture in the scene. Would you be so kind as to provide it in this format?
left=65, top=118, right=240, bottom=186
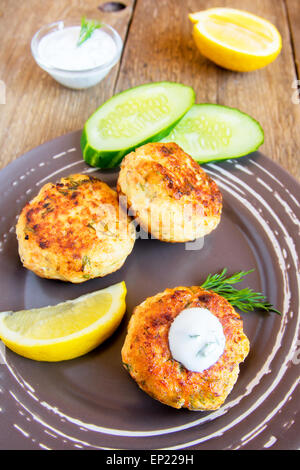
left=0, top=0, right=135, bottom=169
left=116, top=0, right=300, bottom=179
left=0, top=0, right=299, bottom=180
left=285, top=0, right=300, bottom=78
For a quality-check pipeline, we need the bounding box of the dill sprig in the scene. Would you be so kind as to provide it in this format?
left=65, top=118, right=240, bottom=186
left=201, top=268, right=281, bottom=315
left=77, top=16, right=103, bottom=47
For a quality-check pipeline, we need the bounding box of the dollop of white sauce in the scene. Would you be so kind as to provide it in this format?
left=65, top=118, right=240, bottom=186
left=38, top=26, right=117, bottom=71
left=168, top=307, right=226, bottom=373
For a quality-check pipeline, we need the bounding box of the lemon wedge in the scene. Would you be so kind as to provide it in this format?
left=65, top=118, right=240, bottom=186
left=189, top=8, right=282, bottom=72
left=0, top=282, right=127, bottom=362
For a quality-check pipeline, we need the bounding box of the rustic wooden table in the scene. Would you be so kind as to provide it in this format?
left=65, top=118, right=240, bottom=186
left=0, top=0, right=299, bottom=180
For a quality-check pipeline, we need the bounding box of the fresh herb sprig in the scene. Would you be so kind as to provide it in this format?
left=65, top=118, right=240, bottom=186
left=201, top=268, right=281, bottom=315
left=77, top=16, right=103, bottom=47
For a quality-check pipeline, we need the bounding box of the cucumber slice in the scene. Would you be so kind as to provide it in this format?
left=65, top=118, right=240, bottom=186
left=81, top=82, right=195, bottom=168
left=160, top=104, right=264, bottom=163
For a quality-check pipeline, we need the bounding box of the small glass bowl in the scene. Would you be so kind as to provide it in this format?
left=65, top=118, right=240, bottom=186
left=31, top=20, right=123, bottom=90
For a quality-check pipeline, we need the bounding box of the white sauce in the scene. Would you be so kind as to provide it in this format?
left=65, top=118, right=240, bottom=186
left=168, top=307, right=226, bottom=373
left=38, top=26, right=117, bottom=71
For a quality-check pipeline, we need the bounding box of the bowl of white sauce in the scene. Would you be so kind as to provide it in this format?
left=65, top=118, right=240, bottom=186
left=31, top=20, right=123, bottom=90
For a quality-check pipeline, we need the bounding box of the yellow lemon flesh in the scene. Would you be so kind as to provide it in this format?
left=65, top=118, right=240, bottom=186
left=0, top=281, right=126, bottom=362
left=189, top=8, right=282, bottom=72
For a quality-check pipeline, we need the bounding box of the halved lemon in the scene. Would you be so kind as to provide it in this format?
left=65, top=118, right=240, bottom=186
left=189, top=8, right=282, bottom=72
left=0, top=282, right=126, bottom=362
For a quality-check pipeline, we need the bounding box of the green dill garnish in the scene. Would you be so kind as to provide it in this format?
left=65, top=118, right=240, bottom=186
left=122, top=362, right=132, bottom=373
left=201, top=268, right=281, bottom=315
left=98, top=220, right=116, bottom=238
left=81, top=255, right=91, bottom=271
left=41, top=205, right=54, bottom=218
left=64, top=177, right=90, bottom=189
left=57, top=189, right=69, bottom=196
left=196, top=342, right=215, bottom=357
left=87, top=221, right=96, bottom=231
left=24, top=225, right=35, bottom=233
left=77, top=16, right=103, bottom=47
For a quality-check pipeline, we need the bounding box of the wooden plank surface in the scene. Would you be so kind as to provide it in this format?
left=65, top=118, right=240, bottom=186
left=285, top=0, right=300, bottom=79
left=0, top=0, right=135, bottom=170
left=116, top=0, right=300, bottom=180
left=0, top=0, right=299, bottom=181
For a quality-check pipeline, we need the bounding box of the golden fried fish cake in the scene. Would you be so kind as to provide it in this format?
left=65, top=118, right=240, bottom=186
left=117, top=142, right=222, bottom=242
left=16, top=174, right=135, bottom=283
left=121, top=286, right=249, bottom=410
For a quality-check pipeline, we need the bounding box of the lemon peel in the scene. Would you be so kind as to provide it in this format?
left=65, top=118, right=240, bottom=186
left=0, top=281, right=126, bottom=361
left=189, top=8, right=282, bottom=72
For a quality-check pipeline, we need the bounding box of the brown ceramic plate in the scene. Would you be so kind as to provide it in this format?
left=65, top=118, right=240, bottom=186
left=0, top=131, right=299, bottom=450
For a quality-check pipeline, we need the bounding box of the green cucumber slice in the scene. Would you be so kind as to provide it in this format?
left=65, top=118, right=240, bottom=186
left=81, top=82, right=195, bottom=168
left=160, top=104, right=264, bottom=163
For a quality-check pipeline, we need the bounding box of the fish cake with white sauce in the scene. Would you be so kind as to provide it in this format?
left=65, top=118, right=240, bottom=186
left=117, top=142, right=222, bottom=242
left=121, top=286, right=250, bottom=410
left=16, top=174, right=135, bottom=283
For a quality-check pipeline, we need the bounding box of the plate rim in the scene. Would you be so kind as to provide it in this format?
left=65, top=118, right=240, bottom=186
left=0, top=130, right=299, bottom=450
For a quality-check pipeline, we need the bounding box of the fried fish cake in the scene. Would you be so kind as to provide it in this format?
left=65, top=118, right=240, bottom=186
left=117, top=142, right=222, bottom=242
left=121, top=286, right=249, bottom=410
left=16, top=174, right=135, bottom=283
